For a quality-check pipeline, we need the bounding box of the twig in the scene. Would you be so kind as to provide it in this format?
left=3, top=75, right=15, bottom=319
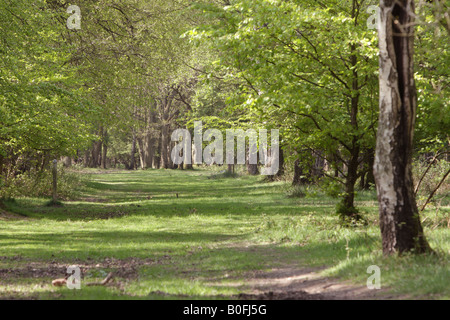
left=415, top=151, right=449, bottom=195
left=421, top=169, right=450, bottom=212
left=86, top=273, right=114, bottom=286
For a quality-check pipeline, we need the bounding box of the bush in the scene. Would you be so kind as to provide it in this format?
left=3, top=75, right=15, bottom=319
left=0, top=166, right=87, bottom=200
left=320, top=178, right=343, bottom=198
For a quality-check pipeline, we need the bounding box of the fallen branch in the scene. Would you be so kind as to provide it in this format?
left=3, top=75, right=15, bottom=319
left=86, top=273, right=114, bottom=286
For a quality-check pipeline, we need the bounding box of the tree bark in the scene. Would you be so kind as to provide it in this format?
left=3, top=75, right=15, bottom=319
left=341, top=145, right=360, bottom=217
left=52, top=160, right=58, bottom=202
left=160, top=124, right=171, bottom=169
left=137, top=137, right=145, bottom=170
left=374, top=0, right=431, bottom=255
left=292, top=159, right=303, bottom=186
left=145, top=133, right=155, bottom=168
left=247, top=163, right=258, bottom=175
left=83, top=150, right=90, bottom=168
left=101, top=142, right=108, bottom=169
left=130, top=131, right=137, bottom=170
left=360, top=149, right=376, bottom=190
left=91, top=140, right=102, bottom=168
left=101, top=129, right=108, bottom=169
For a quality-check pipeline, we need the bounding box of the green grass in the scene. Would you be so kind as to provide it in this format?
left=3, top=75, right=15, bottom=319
left=0, top=168, right=448, bottom=300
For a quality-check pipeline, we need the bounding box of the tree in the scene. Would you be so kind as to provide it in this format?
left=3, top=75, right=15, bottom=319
left=190, top=0, right=380, bottom=220
left=374, top=0, right=431, bottom=255
left=0, top=0, right=95, bottom=190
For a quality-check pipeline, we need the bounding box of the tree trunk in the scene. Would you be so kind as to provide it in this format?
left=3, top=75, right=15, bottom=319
left=360, top=149, right=376, bottom=190
left=247, top=163, right=258, bottom=175
left=144, top=133, right=155, bottom=168
left=83, top=150, right=90, bottom=168
left=341, top=145, right=360, bottom=218
left=142, top=110, right=157, bottom=169
left=101, top=129, right=108, bottom=169
left=130, top=131, right=137, bottom=170
left=277, top=147, right=284, bottom=177
left=101, top=142, right=108, bottom=169
left=267, top=146, right=284, bottom=180
left=292, top=159, right=303, bottom=186
left=52, top=160, right=58, bottom=202
left=374, top=0, right=431, bottom=255
left=340, top=11, right=362, bottom=219
left=247, top=151, right=259, bottom=175
left=160, top=125, right=171, bottom=169
left=91, top=140, right=102, bottom=168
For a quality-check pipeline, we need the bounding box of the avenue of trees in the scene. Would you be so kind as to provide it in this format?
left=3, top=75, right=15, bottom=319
left=0, top=0, right=448, bottom=255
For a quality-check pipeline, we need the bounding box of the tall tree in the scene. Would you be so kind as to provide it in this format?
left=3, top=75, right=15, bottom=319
left=374, top=0, right=431, bottom=255
left=191, top=0, right=380, bottom=220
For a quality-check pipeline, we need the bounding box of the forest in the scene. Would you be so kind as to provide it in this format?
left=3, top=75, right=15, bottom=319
left=0, top=0, right=449, bottom=301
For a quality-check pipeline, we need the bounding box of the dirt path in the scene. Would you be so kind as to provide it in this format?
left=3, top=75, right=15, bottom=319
left=231, top=244, right=392, bottom=300
left=238, top=266, right=390, bottom=300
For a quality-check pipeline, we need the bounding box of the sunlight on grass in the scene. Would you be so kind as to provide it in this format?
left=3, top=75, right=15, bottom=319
left=0, top=168, right=448, bottom=299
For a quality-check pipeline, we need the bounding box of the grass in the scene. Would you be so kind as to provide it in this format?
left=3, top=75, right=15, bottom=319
left=0, top=168, right=448, bottom=300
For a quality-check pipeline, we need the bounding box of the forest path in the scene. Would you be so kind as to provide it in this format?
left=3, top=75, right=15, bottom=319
left=224, top=244, right=393, bottom=300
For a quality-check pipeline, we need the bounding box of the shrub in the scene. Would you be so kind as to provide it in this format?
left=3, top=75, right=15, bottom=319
left=0, top=165, right=87, bottom=200
left=320, top=177, right=343, bottom=198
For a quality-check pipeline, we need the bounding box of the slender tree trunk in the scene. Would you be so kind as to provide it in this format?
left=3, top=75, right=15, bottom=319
left=101, top=129, right=108, bottom=169
left=137, top=137, right=144, bottom=170
left=144, top=134, right=155, bottom=168
left=374, top=0, right=431, bottom=255
left=102, top=143, right=108, bottom=169
left=91, top=141, right=102, bottom=168
left=83, top=150, right=90, bottom=168
left=52, top=160, right=58, bottom=202
left=130, top=131, right=137, bottom=170
left=40, top=152, right=50, bottom=172
left=341, top=145, right=360, bottom=217
left=160, top=125, right=170, bottom=169
left=277, top=147, right=284, bottom=177
left=142, top=111, right=157, bottom=169
left=360, top=149, right=376, bottom=190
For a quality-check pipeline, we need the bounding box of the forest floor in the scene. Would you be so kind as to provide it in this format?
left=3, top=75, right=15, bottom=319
left=0, top=168, right=448, bottom=300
